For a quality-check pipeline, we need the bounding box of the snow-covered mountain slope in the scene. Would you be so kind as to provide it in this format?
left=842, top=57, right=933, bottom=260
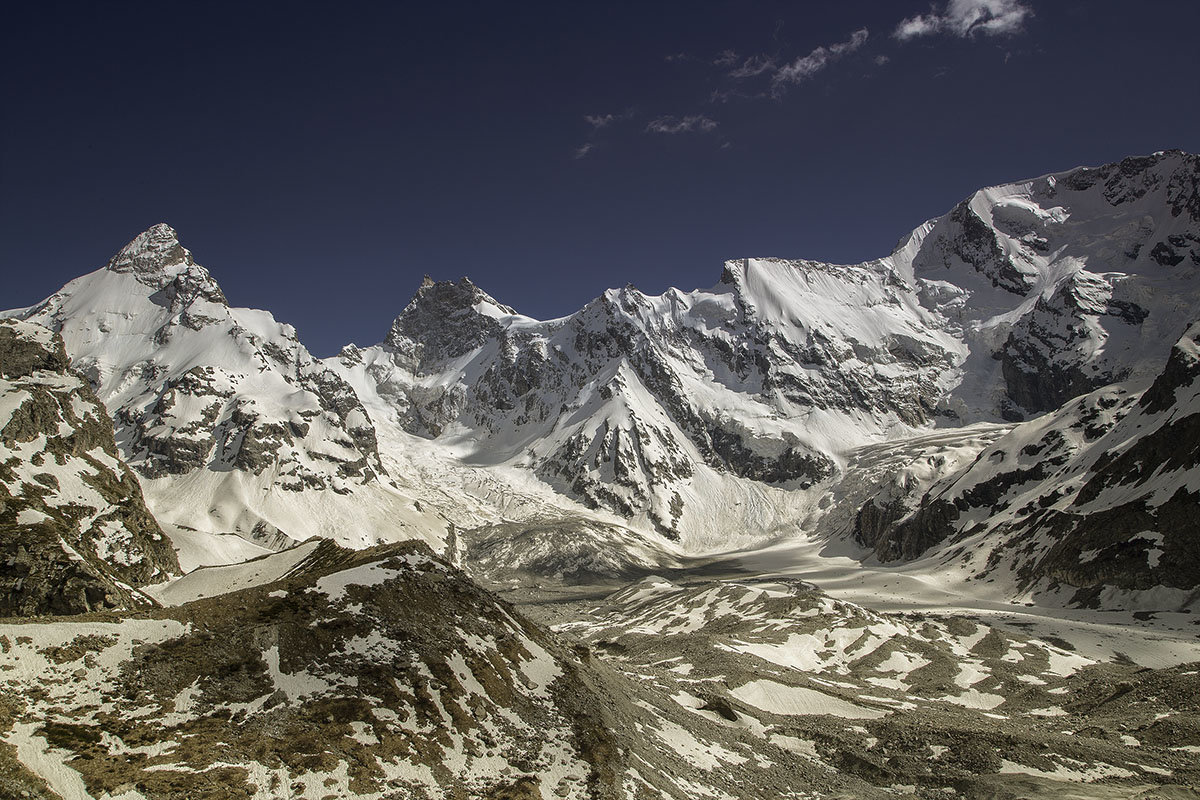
left=0, top=320, right=178, bottom=614
left=855, top=319, right=1200, bottom=610
left=7, top=151, right=1198, bottom=565
left=915, top=150, right=1200, bottom=420
left=5, top=225, right=448, bottom=552
left=333, top=151, right=1200, bottom=548
left=334, top=263, right=960, bottom=545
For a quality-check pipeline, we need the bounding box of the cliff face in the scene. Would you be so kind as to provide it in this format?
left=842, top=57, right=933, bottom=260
left=0, top=319, right=179, bottom=615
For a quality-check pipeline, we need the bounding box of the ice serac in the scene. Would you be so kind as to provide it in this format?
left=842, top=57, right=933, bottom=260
left=855, top=319, right=1200, bottom=609
left=0, top=319, right=179, bottom=615
left=7, top=225, right=446, bottom=553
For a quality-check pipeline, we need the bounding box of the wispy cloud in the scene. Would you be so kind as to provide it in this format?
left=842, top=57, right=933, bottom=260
left=715, top=29, right=871, bottom=97
left=645, top=115, right=719, bottom=134
left=772, top=28, right=869, bottom=90
left=894, top=0, right=1032, bottom=41
left=573, top=111, right=637, bottom=158
left=584, top=114, right=617, bottom=129
left=713, top=49, right=740, bottom=68
left=728, top=54, right=777, bottom=79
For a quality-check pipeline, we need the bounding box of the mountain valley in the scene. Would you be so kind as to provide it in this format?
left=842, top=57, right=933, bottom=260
left=2, top=151, right=1199, bottom=799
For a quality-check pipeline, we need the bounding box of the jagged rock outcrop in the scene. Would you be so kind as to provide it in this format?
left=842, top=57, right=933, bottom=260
left=0, top=320, right=179, bottom=615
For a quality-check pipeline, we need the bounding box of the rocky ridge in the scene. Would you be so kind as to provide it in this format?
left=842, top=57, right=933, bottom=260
left=854, top=319, right=1200, bottom=608
left=0, top=319, right=178, bottom=615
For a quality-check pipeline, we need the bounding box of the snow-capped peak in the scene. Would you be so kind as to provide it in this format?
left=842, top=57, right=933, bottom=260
left=383, top=276, right=532, bottom=373
left=103, top=222, right=227, bottom=304
left=5, top=225, right=454, bottom=555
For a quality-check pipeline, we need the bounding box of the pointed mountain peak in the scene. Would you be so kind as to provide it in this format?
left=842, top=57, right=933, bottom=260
left=383, top=276, right=518, bottom=368
left=402, top=276, right=517, bottom=318
left=105, top=223, right=227, bottom=305
left=106, top=223, right=192, bottom=276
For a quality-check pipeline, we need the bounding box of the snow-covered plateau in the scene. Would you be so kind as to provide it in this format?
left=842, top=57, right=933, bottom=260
left=1, top=150, right=1199, bottom=799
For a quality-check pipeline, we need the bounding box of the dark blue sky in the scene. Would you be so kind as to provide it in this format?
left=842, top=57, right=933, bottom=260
left=4, top=1, right=1198, bottom=355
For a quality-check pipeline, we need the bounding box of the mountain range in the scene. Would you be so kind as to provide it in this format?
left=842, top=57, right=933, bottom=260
left=2, top=150, right=1200, bottom=799
left=6, top=149, right=1199, bottom=607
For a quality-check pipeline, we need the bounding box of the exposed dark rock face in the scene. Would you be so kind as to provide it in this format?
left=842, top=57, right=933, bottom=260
left=943, top=200, right=1035, bottom=295
left=999, top=272, right=1126, bottom=415
left=0, top=320, right=179, bottom=616
left=857, top=320, right=1200, bottom=607
left=857, top=497, right=961, bottom=563
left=385, top=276, right=516, bottom=372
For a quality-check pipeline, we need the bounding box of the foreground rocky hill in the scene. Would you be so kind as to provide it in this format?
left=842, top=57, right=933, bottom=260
left=0, top=541, right=626, bottom=800
left=0, top=320, right=178, bottom=615
left=4, top=536, right=1196, bottom=800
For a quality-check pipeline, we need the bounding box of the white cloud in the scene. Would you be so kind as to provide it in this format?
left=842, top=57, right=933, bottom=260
left=645, top=115, right=719, bottom=134
left=573, top=143, right=596, bottom=159
left=584, top=110, right=634, bottom=130
left=728, top=54, right=777, bottom=79
left=894, top=0, right=1032, bottom=41
left=713, top=49, right=740, bottom=67
left=772, top=28, right=869, bottom=89
left=874, top=54, right=890, bottom=66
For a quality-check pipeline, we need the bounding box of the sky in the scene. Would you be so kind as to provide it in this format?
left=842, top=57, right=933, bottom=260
left=3, top=0, right=1199, bottom=356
